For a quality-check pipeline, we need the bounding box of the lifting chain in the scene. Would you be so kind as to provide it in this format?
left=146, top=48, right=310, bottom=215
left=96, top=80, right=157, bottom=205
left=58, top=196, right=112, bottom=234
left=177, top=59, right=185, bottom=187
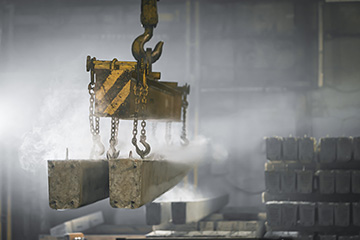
left=132, top=66, right=151, bottom=159
left=106, top=117, right=120, bottom=160
left=88, top=69, right=105, bottom=159
left=180, top=93, right=189, bottom=146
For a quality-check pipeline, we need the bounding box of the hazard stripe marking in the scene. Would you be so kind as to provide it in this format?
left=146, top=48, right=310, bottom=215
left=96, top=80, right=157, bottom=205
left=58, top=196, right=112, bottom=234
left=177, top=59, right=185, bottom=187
left=103, top=80, right=131, bottom=115
left=95, top=70, right=123, bottom=101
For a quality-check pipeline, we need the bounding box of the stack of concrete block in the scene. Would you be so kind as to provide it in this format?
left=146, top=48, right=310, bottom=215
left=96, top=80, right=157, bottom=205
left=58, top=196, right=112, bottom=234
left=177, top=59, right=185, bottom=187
left=264, top=136, right=360, bottom=236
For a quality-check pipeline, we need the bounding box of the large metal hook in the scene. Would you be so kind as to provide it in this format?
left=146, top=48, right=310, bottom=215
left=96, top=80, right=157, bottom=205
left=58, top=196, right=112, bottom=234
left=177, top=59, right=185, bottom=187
left=132, top=27, right=164, bottom=64
left=132, top=135, right=151, bottom=159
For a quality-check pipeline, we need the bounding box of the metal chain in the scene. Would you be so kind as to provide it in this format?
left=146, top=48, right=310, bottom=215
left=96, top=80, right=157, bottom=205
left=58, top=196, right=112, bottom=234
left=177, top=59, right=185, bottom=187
left=132, top=112, right=138, bottom=146
left=88, top=70, right=105, bottom=158
left=180, top=94, right=189, bottom=146
left=132, top=66, right=151, bottom=158
left=107, top=117, right=120, bottom=159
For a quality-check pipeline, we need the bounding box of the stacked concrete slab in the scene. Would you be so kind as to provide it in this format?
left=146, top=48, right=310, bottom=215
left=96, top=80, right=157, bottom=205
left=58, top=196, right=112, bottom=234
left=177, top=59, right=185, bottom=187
left=264, top=136, right=360, bottom=238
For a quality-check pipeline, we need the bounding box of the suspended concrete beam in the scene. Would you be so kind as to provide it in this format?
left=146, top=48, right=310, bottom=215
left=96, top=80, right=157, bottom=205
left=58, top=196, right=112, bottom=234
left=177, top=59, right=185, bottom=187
left=109, top=158, right=191, bottom=209
left=48, top=160, right=109, bottom=209
left=171, top=194, right=229, bottom=224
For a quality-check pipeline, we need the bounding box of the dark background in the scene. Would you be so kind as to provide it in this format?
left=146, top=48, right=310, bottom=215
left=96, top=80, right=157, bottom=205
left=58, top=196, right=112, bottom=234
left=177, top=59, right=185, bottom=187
left=1, top=0, right=360, bottom=239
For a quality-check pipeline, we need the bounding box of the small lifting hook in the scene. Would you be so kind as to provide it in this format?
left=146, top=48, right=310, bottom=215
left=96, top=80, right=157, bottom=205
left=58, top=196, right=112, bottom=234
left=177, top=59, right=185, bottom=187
left=132, top=136, right=151, bottom=159
left=131, top=0, right=164, bottom=64
left=90, top=135, right=105, bottom=159
left=106, top=138, right=120, bottom=160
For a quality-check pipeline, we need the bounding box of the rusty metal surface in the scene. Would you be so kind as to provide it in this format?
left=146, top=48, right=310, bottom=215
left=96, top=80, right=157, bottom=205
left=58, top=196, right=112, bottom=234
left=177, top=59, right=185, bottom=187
left=87, top=58, right=185, bottom=121
left=109, top=158, right=191, bottom=209
left=48, top=160, right=109, bottom=209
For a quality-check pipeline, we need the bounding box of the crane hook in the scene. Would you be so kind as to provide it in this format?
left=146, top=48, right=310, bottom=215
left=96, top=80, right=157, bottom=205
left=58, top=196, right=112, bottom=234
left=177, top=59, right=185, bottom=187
left=132, top=27, right=164, bottom=64
left=132, top=135, right=151, bottom=159
left=132, top=0, right=163, bottom=64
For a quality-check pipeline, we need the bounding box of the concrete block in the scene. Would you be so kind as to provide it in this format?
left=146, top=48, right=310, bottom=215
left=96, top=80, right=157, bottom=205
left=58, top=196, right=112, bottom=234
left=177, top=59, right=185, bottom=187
left=350, top=236, right=360, bottom=240
left=317, top=202, right=334, bottom=226
left=48, top=160, right=109, bottom=209
left=335, top=170, right=351, bottom=194
left=296, top=170, right=313, bottom=194
left=283, top=137, right=298, bottom=160
left=265, top=171, right=281, bottom=193
left=334, top=202, right=350, bottom=227
left=281, top=202, right=297, bottom=226
left=352, top=202, right=360, bottom=226
left=337, top=137, right=353, bottom=162
left=266, top=137, right=283, bottom=160
left=266, top=202, right=281, bottom=227
left=352, top=170, right=360, bottom=193
left=298, top=202, right=315, bottom=226
left=109, top=158, right=191, bottom=209
left=353, top=137, right=360, bottom=161
left=317, top=170, right=335, bottom=194
left=319, top=138, right=337, bottom=163
left=281, top=170, right=296, bottom=193
left=299, top=137, right=316, bottom=163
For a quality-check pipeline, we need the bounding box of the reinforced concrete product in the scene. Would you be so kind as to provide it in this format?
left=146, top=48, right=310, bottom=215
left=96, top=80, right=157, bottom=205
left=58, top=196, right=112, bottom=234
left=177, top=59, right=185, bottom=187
left=319, top=138, right=337, bottom=163
left=337, top=137, right=353, bottom=162
left=317, top=202, right=334, bottom=226
left=298, top=137, right=316, bottom=163
left=48, top=160, right=109, bottom=209
left=266, top=137, right=282, bottom=160
left=283, top=137, right=298, bottom=160
left=317, top=170, right=335, bottom=194
left=298, top=202, right=315, bottom=226
left=109, top=158, right=191, bottom=209
left=334, top=202, right=350, bottom=227
left=296, top=170, right=313, bottom=193
left=335, top=170, right=351, bottom=194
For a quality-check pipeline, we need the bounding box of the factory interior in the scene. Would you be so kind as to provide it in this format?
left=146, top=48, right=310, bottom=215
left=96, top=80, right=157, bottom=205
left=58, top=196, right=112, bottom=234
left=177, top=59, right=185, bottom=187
left=1, top=0, right=360, bottom=239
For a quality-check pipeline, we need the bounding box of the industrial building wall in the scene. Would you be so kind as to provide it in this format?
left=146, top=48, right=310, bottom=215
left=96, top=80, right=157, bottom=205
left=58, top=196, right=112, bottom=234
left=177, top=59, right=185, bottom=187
left=0, top=0, right=360, bottom=239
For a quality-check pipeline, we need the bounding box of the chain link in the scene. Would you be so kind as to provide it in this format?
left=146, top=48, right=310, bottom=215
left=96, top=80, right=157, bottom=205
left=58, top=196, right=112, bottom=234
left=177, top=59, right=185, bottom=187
left=132, top=66, right=151, bottom=159
left=88, top=70, right=105, bottom=158
left=107, top=117, right=120, bottom=159
left=180, top=94, right=189, bottom=146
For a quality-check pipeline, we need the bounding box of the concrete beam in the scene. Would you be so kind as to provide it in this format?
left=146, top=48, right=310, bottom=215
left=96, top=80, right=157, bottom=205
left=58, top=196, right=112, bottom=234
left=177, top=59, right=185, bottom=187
left=109, top=158, right=191, bottom=209
left=48, top=160, right=109, bottom=209
left=171, top=194, right=229, bottom=224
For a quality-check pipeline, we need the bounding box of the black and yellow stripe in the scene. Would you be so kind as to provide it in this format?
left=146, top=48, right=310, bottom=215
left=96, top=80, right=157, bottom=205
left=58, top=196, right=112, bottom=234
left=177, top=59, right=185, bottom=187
left=94, top=68, right=134, bottom=117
